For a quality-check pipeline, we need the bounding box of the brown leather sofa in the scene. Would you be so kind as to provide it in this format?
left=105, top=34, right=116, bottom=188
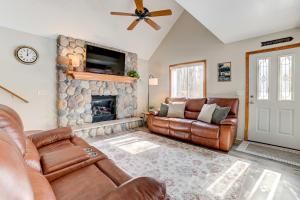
left=147, top=98, right=239, bottom=151
left=0, top=104, right=166, bottom=200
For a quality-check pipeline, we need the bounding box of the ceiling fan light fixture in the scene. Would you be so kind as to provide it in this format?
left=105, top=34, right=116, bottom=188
left=111, top=0, right=172, bottom=31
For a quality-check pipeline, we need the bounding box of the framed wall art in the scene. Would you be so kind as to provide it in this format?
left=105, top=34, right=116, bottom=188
left=218, top=62, right=231, bottom=82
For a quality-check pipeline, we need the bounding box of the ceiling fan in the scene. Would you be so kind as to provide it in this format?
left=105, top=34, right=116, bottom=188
left=111, top=0, right=172, bottom=31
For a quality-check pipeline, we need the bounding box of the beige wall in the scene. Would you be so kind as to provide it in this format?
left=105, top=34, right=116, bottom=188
left=0, top=27, right=57, bottom=130
left=137, top=59, right=149, bottom=114
left=149, top=11, right=300, bottom=139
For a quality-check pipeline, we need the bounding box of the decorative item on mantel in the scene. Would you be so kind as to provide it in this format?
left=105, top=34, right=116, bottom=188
left=127, top=70, right=140, bottom=79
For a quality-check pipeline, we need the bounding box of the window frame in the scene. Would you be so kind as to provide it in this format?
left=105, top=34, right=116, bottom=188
left=169, top=60, right=207, bottom=98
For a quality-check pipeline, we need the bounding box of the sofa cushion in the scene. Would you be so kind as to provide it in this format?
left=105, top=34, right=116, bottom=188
left=41, top=146, right=90, bottom=174
left=191, top=121, right=220, bottom=139
left=51, top=165, right=117, bottom=200
left=0, top=110, right=26, bottom=155
left=0, top=104, right=24, bottom=130
left=0, top=133, right=34, bottom=200
left=38, top=139, right=74, bottom=156
left=211, top=106, right=230, bottom=124
left=207, top=98, right=239, bottom=117
left=158, top=103, right=169, bottom=117
left=197, top=104, right=217, bottom=123
left=152, top=116, right=169, bottom=128
left=186, top=98, right=207, bottom=112
left=165, top=97, right=187, bottom=104
left=167, top=102, right=186, bottom=118
left=169, top=118, right=194, bottom=132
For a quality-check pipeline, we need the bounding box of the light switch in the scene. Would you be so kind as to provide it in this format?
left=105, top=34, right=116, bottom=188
left=37, top=90, right=48, bottom=96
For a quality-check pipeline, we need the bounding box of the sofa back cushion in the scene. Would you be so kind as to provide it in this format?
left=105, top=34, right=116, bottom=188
left=0, top=104, right=24, bottom=130
left=167, top=102, right=186, bottom=118
left=207, top=98, right=239, bottom=118
left=165, top=97, right=187, bottom=104
left=0, top=110, right=26, bottom=155
left=185, top=98, right=207, bottom=119
left=0, top=132, right=34, bottom=200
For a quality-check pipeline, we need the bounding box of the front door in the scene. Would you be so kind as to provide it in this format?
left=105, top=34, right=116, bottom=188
left=249, top=47, right=300, bottom=150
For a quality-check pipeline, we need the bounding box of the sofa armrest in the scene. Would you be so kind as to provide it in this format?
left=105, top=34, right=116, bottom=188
left=220, top=118, right=237, bottom=126
left=102, top=177, right=166, bottom=200
left=28, top=127, right=73, bottom=148
left=219, top=118, right=238, bottom=151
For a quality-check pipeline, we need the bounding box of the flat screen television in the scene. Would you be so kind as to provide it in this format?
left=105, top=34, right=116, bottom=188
left=86, top=45, right=126, bottom=76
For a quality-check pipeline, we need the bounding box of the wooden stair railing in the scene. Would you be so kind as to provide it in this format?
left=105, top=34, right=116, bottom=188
left=0, top=84, right=29, bottom=103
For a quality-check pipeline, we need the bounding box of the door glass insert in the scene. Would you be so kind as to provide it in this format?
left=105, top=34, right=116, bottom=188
left=257, top=58, right=270, bottom=100
left=279, top=55, right=294, bottom=101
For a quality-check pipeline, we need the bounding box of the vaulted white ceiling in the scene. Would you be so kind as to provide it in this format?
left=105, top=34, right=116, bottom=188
left=175, top=0, right=300, bottom=43
left=0, top=0, right=183, bottom=60
left=0, top=1, right=299, bottom=60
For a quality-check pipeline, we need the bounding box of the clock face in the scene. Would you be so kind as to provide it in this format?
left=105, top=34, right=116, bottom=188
left=15, top=46, right=38, bottom=64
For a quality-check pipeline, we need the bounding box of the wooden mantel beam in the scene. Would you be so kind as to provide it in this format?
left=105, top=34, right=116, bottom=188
left=68, top=71, right=138, bottom=83
left=0, top=84, right=29, bottom=103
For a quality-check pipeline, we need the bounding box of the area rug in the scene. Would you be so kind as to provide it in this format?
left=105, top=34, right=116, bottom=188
left=92, top=131, right=253, bottom=200
left=236, top=141, right=300, bottom=167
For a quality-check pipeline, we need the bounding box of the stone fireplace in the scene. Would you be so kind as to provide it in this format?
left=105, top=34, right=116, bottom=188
left=56, top=35, right=142, bottom=138
left=91, top=95, right=116, bottom=123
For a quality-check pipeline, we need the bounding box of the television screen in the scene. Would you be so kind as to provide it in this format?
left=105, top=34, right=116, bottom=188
left=86, top=45, right=125, bottom=76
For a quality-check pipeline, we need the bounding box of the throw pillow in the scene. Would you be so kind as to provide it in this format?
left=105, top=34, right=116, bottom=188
left=167, top=102, right=186, bottom=118
left=159, top=103, right=169, bottom=117
left=197, top=104, right=217, bottom=123
left=211, top=106, right=231, bottom=124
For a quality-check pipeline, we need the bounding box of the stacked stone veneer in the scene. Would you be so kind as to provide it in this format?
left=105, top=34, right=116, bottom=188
left=56, top=35, right=141, bottom=136
left=73, top=120, right=143, bottom=139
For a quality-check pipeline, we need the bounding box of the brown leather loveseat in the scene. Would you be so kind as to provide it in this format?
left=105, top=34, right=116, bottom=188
left=0, top=104, right=166, bottom=200
left=147, top=98, right=239, bottom=151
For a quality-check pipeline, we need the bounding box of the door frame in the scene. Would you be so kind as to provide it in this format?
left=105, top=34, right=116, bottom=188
left=169, top=60, right=207, bottom=98
left=244, top=42, right=300, bottom=140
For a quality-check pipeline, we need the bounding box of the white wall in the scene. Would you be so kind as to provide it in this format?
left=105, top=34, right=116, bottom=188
left=149, top=12, right=300, bottom=139
left=0, top=26, right=57, bottom=130
left=137, top=59, right=149, bottom=114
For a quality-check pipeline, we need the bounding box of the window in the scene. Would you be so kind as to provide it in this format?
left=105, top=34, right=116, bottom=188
left=257, top=58, right=270, bottom=100
left=170, top=61, right=206, bottom=98
left=279, top=55, right=294, bottom=101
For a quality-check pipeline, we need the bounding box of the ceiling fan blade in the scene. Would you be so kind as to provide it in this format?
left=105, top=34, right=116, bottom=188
left=127, top=19, right=140, bottom=30
left=144, top=18, right=161, bottom=30
left=134, top=0, right=144, bottom=12
left=111, top=12, right=136, bottom=16
left=149, top=9, right=172, bottom=17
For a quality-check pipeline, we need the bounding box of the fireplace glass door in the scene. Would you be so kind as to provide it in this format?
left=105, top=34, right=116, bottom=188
left=91, top=95, right=116, bottom=123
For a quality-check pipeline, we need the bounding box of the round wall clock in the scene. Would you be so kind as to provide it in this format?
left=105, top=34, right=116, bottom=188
left=15, top=46, right=39, bottom=64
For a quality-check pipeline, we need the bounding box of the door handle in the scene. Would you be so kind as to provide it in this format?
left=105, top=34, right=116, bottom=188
left=249, top=101, right=255, bottom=104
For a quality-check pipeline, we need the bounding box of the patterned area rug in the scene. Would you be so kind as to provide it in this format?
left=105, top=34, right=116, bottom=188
left=236, top=141, right=300, bottom=167
left=92, top=131, right=251, bottom=200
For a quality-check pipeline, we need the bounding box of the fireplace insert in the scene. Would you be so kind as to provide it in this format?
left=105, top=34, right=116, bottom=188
left=91, top=95, right=116, bottom=123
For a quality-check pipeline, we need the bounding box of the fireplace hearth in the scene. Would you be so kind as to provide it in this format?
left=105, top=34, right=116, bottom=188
left=91, top=95, right=116, bottom=123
